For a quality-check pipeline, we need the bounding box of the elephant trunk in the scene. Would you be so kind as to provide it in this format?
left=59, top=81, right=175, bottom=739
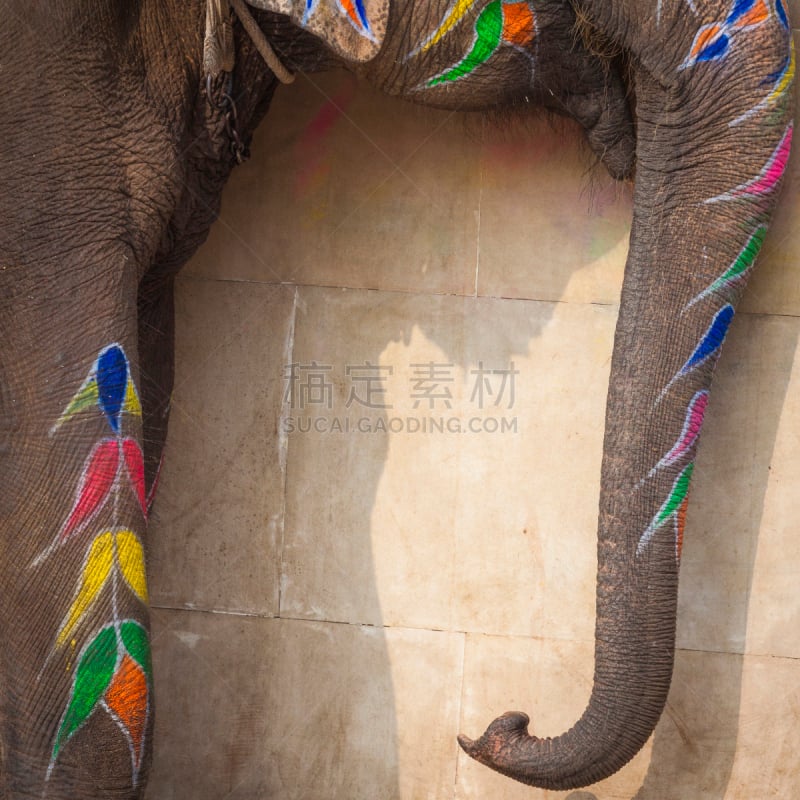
left=459, top=8, right=794, bottom=790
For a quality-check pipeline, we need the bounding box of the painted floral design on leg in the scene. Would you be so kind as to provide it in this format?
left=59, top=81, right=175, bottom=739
left=50, top=343, right=141, bottom=435
left=49, top=620, right=152, bottom=785
left=39, top=343, right=151, bottom=789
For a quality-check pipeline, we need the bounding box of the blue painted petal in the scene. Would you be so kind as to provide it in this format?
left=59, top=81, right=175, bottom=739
left=726, top=0, right=756, bottom=24
left=96, top=345, right=128, bottom=433
left=681, top=305, right=735, bottom=374
left=303, top=0, right=318, bottom=24
left=776, top=0, right=788, bottom=28
left=696, top=33, right=730, bottom=63
left=354, top=0, right=370, bottom=30
left=764, top=52, right=791, bottom=84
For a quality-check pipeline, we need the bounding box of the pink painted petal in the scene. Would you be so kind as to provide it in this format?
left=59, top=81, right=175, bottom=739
left=60, top=439, right=120, bottom=543
left=122, top=438, right=147, bottom=520
left=706, top=124, right=793, bottom=203
left=658, top=391, right=709, bottom=469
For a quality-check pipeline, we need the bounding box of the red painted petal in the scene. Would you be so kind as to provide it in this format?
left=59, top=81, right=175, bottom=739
left=105, top=654, right=148, bottom=770
left=122, top=438, right=147, bottom=520
left=60, top=439, right=120, bottom=542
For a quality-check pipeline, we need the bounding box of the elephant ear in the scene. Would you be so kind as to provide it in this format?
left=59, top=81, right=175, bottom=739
left=245, top=0, right=387, bottom=62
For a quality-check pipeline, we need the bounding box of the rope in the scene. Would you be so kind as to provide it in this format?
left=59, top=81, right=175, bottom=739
left=228, top=0, right=296, bottom=84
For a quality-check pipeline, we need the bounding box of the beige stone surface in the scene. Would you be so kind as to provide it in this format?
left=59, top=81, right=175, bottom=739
left=148, top=280, right=295, bottom=615
left=184, top=71, right=481, bottom=297
left=148, top=46, right=800, bottom=800
left=145, top=608, right=463, bottom=800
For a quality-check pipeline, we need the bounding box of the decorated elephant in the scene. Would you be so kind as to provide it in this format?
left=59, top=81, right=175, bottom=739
left=0, top=0, right=793, bottom=796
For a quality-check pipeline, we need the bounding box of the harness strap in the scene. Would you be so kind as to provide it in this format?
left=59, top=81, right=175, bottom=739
left=204, top=0, right=234, bottom=76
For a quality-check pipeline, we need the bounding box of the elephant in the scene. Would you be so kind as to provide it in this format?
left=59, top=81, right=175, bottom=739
left=0, top=0, right=794, bottom=796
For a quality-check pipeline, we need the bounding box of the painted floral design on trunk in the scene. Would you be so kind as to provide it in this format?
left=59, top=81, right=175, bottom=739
left=411, top=1, right=536, bottom=88
left=641, top=93, right=793, bottom=562
left=39, top=343, right=150, bottom=787
left=683, top=226, right=767, bottom=311
left=706, top=123, right=793, bottom=203
left=637, top=464, right=694, bottom=560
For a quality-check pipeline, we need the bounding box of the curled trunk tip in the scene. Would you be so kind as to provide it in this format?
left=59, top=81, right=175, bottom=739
left=458, top=711, right=548, bottom=783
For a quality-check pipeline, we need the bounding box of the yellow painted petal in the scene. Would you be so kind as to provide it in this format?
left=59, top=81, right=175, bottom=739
left=124, top=377, right=142, bottom=418
left=116, top=530, right=148, bottom=603
left=56, top=533, right=114, bottom=647
left=770, top=39, right=796, bottom=102
left=413, top=0, right=477, bottom=56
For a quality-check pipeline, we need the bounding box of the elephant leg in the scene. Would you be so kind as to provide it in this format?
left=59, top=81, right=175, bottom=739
left=0, top=259, right=152, bottom=798
left=459, top=5, right=793, bottom=789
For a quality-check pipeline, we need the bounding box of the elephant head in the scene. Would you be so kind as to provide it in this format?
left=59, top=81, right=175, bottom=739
left=242, top=0, right=794, bottom=790
left=0, top=0, right=793, bottom=796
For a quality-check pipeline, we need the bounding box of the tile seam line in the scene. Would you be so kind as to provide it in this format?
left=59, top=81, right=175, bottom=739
left=150, top=606, right=800, bottom=661
left=170, top=276, right=800, bottom=319
left=178, top=274, right=616, bottom=307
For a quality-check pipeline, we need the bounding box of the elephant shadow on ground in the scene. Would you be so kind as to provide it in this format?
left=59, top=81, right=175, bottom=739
left=145, top=69, right=796, bottom=799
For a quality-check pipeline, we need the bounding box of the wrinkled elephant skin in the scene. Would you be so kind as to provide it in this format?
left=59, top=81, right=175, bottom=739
left=0, top=0, right=794, bottom=797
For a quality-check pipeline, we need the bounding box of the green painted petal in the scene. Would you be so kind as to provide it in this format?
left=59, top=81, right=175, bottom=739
left=53, top=626, right=118, bottom=758
left=120, top=620, right=152, bottom=684
left=428, top=0, right=503, bottom=86
left=53, top=379, right=98, bottom=430
left=655, top=463, right=694, bottom=528
left=716, top=226, right=766, bottom=285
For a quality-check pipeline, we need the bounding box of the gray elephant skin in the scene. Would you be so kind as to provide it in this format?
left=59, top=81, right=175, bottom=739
left=0, top=0, right=794, bottom=797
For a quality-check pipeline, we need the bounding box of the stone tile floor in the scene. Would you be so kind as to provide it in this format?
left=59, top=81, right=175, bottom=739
left=146, top=39, right=800, bottom=800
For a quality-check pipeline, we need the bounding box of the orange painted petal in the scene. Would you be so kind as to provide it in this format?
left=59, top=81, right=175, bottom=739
left=733, top=0, right=769, bottom=27
left=676, top=493, right=690, bottom=562
left=339, top=0, right=368, bottom=33
left=105, top=655, right=148, bottom=769
left=690, top=23, right=723, bottom=59
left=502, top=2, right=535, bottom=46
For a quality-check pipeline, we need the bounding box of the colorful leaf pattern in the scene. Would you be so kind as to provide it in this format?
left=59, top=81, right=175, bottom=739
left=50, top=620, right=151, bottom=783
left=30, top=2, right=794, bottom=786
left=41, top=343, right=151, bottom=788
left=639, top=7, right=792, bottom=562
left=680, top=0, right=780, bottom=70
left=303, top=0, right=375, bottom=41
left=416, top=0, right=536, bottom=88
left=705, top=124, right=793, bottom=204
left=57, top=439, right=120, bottom=545
left=408, top=1, right=536, bottom=88
left=637, top=464, right=695, bottom=558
left=684, top=227, right=766, bottom=311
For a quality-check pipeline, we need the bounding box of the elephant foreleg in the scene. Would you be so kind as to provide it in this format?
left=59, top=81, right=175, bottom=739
left=0, top=259, right=152, bottom=798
